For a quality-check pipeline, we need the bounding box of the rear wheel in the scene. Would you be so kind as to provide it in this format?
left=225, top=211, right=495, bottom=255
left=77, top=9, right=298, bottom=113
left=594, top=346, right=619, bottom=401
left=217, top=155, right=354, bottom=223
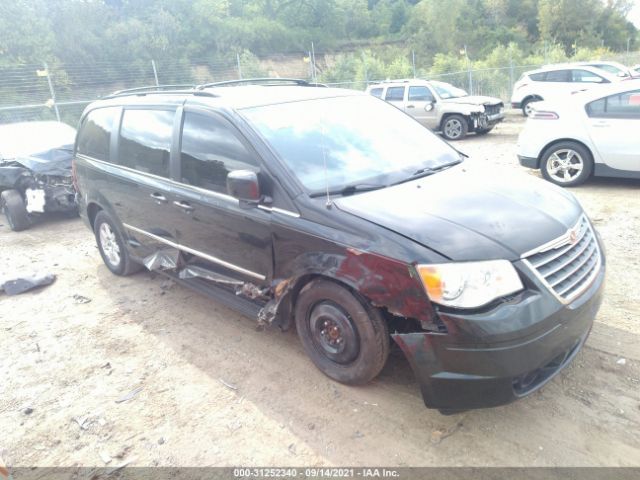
left=294, top=279, right=389, bottom=385
left=541, top=141, right=593, bottom=187
left=1, top=189, right=30, bottom=232
left=93, top=210, right=142, bottom=276
left=522, top=97, right=539, bottom=117
left=441, top=114, right=468, bottom=141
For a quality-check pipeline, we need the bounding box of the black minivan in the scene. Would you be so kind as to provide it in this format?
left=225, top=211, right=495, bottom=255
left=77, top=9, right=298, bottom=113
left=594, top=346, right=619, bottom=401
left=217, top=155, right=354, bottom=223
left=73, top=81, right=605, bottom=412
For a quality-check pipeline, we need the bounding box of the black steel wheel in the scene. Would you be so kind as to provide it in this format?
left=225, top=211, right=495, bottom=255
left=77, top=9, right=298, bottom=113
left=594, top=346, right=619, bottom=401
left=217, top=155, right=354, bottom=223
left=295, top=279, right=389, bottom=385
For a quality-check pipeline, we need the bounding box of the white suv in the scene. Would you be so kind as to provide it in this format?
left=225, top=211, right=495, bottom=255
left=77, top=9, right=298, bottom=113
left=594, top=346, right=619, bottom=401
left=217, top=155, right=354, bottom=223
left=511, top=65, right=619, bottom=116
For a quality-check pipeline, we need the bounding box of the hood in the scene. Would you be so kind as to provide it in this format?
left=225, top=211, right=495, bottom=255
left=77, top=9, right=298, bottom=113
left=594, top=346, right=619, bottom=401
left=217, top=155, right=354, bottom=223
left=442, top=95, right=502, bottom=106
left=3, top=147, right=74, bottom=177
left=334, top=165, right=582, bottom=261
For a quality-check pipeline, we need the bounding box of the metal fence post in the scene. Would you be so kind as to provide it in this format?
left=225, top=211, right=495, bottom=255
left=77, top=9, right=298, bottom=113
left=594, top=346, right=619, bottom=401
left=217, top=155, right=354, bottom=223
left=236, top=52, right=242, bottom=79
left=509, top=58, right=514, bottom=90
left=151, top=60, right=159, bottom=86
left=412, top=50, right=416, bottom=78
left=361, top=50, right=368, bottom=87
left=311, top=42, right=318, bottom=84
left=43, top=62, right=60, bottom=122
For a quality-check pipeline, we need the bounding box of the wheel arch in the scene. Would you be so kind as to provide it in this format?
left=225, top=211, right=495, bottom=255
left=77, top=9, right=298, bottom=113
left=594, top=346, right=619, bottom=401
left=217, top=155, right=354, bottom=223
left=87, top=202, right=103, bottom=229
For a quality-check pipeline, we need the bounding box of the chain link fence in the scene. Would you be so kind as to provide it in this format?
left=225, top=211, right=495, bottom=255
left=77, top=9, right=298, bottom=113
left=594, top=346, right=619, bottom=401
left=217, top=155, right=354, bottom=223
left=2, top=49, right=639, bottom=126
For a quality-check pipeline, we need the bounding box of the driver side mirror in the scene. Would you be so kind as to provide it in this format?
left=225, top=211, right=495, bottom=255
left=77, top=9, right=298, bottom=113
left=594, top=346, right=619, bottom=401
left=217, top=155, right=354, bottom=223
left=227, top=170, right=260, bottom=203
left=424, top=101, right=435, bottom=112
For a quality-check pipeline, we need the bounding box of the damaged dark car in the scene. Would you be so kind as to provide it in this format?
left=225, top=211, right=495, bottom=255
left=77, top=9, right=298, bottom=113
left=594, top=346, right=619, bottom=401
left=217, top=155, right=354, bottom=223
left=73, top=82, right=605, bottom=413
left=0, top=121, right=78, bottom=231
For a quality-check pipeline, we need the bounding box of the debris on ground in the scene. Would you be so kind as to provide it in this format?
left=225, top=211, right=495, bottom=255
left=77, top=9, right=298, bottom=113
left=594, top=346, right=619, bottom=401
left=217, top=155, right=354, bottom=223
left=431, top=420, right=464, bottom=445
left=99, top=450, right=112, bottom=464
left=115, top=386, right=143, bottom=404
left=23, top=407, right=34, bottom=415
left=1, top=273, right=55, bottom=295
left=617, top=358, right=627, bottom=366
left=73, top=416, right=89, bottom=430
left=219, top=378, right=238, bottom=390
left=72, top=294, right=92, bottom=304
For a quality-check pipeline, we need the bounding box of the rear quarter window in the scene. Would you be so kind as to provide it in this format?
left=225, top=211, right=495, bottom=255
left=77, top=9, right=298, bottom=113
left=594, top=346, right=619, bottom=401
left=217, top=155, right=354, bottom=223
left=76, top=107, right=119, bottom=161
left=529, top=72, right=546, bottom=81
left=369, top=87, right=383, bottom=98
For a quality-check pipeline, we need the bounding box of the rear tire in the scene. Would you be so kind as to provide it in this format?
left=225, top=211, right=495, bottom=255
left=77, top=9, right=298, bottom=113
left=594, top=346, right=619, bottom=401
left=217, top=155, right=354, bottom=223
left=475, top=126, right=494, bottom=135
left=1, top=189, right=30, bottom=232
left=294, top=279, right=389, bottom=385
left=540, top=141, right=593, bottom=187
left=93, top=210, right=142, bottom=276
left=522, top=97, right=539, bottom=117
left=441, top=114, right=468, bottom=141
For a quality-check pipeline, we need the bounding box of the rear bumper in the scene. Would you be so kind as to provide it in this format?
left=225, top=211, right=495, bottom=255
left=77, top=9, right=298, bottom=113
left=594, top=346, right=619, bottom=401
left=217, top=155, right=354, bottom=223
left=518, top=155, right=539, bottom=169
left=393, top=262, right=605, bottom=410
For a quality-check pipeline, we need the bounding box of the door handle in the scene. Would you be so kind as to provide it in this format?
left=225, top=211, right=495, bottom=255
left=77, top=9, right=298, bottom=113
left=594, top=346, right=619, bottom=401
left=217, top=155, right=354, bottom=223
left=406, top=104, right=415, bottom=109
left=150, top=192, right=167, bottom=203
left=173, top=200, right=194, bottom=212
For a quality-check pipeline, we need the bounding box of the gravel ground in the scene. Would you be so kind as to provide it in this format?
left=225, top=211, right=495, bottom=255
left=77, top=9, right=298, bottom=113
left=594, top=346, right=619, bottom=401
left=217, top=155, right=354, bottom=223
left=1, top=112, right=639, bottom=468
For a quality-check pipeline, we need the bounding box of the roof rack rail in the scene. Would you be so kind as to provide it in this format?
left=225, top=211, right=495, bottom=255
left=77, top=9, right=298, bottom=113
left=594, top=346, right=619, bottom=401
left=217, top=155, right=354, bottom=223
left=196, top=78, right=327, bottom=89
left=104, top=84, right=222, bottom=99
left=106, top=84, right=196, bottom=97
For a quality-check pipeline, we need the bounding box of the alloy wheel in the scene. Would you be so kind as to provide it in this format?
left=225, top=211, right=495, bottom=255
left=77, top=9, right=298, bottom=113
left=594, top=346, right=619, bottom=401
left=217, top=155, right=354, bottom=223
left=99, top=222, right=121, bottom=267
left=546, top=149, right=584, bottom=183
left=444, top=118, right=463, bottom=139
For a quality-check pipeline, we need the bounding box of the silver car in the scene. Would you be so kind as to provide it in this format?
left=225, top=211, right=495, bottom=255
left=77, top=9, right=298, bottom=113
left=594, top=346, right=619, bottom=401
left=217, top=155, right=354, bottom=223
left=366, top=79, right=504, bottom=140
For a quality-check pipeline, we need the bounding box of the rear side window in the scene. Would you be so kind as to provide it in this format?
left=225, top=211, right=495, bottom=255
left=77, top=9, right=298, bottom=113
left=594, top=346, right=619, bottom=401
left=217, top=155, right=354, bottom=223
left=180, top=111, right=258, bottom=193
left=408, top=86, right=435, bottom=102
left=77, top=107, right=119, bottom=161
left=586, top=90, right=640, bottom=119
left=118, top=109, right=174, bottom=177
left=385, top=86, right=405, bottom=101
left=572, top=69, right=607, bottom=83
left=544, top=70, right=571, bottom=82
left=369, top=88, right=383, bottom=98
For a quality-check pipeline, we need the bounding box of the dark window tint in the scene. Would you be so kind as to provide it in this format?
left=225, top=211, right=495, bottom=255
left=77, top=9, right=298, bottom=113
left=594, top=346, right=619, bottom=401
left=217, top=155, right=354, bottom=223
left=572, top=69, right=607, bottom=83
left=370, top=88, right=383, bottom=98
left=587, top=90, right=640, bottom=119
left=408, top=86, right=435, bottom=102
left=385, top=86, right=405, bottom=101
left=544, top=70, right=571, bottom=82
left=180, top=112, right=258, bottom=193
left=118, top=109, right=174, bottom=177
left=529, top=72, right=546, bottom=81
left=77, top=107, right=119, bottom=161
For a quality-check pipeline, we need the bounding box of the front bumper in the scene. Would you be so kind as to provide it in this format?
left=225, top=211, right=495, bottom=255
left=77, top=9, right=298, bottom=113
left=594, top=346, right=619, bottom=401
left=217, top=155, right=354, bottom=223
left=392, top=261, right=605, bottom=410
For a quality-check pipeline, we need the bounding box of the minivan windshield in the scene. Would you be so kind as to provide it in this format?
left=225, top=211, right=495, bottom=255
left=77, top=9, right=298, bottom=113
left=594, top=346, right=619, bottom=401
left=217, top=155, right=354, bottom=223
left=431, top=81, right=468, bottom=99
left=241, top=95, right=461, bottom=194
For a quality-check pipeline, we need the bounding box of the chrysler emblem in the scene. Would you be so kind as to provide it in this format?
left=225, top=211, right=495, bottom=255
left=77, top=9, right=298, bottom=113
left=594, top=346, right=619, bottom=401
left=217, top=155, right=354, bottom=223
left=569, top=229, right=578, bottom=245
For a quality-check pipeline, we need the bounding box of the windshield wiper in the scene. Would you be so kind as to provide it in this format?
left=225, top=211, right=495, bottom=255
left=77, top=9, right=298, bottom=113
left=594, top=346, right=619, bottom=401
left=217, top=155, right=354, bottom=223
left=391, top=160, right=462, bottom=186
left=309, top=183, right=387, bottom=198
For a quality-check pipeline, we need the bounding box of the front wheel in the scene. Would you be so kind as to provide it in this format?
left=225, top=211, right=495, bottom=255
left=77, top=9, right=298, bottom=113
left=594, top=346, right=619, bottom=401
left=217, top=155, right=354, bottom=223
left=294, top=279, right=389, bottom=385
left=441, top=114, right=468, bottom=141
left=540, top=141, right=593, bottom=187
left=1, top=189, right=30, bottom=232
left=93, top=210, right=142, bottom=276
left=475, top=126, right=494, bottom=136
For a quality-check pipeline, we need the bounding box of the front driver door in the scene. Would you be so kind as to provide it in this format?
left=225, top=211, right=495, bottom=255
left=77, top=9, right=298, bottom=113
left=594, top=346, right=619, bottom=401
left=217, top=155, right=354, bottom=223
left=404, top=85, right=438, bottom=129
left=169, top=107, right=273, bottom=284
left=585, top=89, right=640, bottom=172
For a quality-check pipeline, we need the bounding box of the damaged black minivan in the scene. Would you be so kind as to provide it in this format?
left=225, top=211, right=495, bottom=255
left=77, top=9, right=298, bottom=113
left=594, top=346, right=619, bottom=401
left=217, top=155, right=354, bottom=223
left=73, top=81, right=605, bottom=412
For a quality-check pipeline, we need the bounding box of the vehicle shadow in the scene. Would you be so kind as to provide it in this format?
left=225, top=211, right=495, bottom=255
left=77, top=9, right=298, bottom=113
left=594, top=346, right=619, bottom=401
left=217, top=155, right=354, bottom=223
left=96, top=266, right=640, bottom=466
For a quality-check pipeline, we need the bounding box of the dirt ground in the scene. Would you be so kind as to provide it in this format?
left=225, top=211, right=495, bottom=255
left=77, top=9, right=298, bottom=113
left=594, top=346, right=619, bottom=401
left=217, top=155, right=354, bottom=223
left=1, top=112, right=639, bottom=468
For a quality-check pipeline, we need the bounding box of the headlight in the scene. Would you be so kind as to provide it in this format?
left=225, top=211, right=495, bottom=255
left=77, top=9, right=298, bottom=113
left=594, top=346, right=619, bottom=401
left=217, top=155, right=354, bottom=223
left=417, top=260, right=523, bottom=309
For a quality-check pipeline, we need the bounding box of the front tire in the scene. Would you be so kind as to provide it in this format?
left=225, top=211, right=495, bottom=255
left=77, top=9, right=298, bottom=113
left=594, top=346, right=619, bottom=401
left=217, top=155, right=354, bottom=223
left=540, top=141, right=593, bottom=187
left=441, top=114, right=468, bottom=141
left=475, top=126, right=494, bottom=135
left=93, top=211, right=142, bottom=276
left=294, top=279, right=389, bottom=385
left=1, top=189, right=30, bottom=232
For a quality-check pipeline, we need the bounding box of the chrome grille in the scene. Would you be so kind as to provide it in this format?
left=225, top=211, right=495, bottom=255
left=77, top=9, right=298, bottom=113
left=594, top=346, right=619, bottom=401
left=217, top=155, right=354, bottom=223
left=523, top=216, right=601, bottom=303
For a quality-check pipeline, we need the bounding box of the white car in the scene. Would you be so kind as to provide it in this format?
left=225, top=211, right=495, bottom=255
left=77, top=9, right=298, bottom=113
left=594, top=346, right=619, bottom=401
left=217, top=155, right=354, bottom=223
left=573, top=60, right=639, bottom=79
left=511, top=65, right=620, bottom=117
left=517, top=80, right=640, bottom=186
